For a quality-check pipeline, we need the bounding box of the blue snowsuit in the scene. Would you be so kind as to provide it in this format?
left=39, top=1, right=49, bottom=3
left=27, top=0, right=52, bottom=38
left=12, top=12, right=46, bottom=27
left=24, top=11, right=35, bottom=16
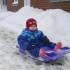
left=17, top=28, right=56, bottom=57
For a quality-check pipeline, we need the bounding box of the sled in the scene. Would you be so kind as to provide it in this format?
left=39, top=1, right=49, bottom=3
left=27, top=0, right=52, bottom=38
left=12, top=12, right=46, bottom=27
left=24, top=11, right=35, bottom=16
left=16, top=45, right=70, bottom=62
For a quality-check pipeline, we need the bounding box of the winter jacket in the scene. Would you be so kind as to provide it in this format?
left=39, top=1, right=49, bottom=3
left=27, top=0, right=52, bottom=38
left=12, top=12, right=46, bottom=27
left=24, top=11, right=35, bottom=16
left=17, top=28, right=55, bottom=57
left=17, top=28, right=49, bottom=50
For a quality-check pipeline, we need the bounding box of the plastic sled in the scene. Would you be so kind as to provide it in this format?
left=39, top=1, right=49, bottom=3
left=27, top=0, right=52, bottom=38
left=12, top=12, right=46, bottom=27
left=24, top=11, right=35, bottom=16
left=16, top=45, right=70, bottom=62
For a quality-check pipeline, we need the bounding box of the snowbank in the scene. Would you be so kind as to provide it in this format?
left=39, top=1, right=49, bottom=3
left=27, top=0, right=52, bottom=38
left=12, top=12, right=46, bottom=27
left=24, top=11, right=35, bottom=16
left=0, top=6, right=70, bottom=70
left=0, top=6, right=70, bottom=44
left=0, top=6, right=43, bottom=31
left=0, top=12, right=14, bottom=21
left=35, top=9, right=70, bottom=44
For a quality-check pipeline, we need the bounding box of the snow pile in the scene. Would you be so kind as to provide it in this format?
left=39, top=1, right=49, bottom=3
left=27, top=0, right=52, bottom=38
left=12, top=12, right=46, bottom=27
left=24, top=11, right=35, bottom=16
left=0, top=6, right=70, bottom=70
left=0, top=6, right=70, bottom=44
left=35, top=9, right=70, bottom=35
left=0, top=6, right=43, bottom=32
left=0, top=12, right=14, bottom=21
left=35, top=9, right=70, bottom=44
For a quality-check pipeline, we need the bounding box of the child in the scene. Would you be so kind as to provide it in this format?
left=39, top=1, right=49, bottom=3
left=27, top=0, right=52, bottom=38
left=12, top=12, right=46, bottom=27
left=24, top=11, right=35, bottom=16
left=17, top=18, right=62, bottom=57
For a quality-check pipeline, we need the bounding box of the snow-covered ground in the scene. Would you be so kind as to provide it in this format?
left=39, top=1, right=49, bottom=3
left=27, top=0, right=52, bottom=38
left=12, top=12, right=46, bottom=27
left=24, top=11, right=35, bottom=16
left=0, top=6, right=70, bottom=70
left=0, top=4, right=7, bottom=12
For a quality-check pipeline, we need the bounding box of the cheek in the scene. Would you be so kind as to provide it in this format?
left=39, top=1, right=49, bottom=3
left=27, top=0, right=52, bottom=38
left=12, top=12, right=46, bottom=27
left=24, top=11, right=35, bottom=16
left=29, top=27, right=32, bottom=30
left=29, top=27, right=37, bottom=30
left=34, top=27, right=37, bottom=29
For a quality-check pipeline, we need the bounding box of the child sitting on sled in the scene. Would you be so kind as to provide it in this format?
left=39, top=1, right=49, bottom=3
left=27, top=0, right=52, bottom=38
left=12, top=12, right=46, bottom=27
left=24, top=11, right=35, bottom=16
left=17, top=18, right=62, bottom=57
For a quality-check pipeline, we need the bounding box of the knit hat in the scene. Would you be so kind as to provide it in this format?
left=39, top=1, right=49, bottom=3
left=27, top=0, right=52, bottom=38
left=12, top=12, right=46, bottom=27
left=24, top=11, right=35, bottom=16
left=26, top=18, right=37, bottom=28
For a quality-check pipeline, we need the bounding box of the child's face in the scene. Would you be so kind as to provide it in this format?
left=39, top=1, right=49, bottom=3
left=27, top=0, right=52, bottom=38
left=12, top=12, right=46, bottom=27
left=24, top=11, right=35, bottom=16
left=29, top=25, right=37, bottom=31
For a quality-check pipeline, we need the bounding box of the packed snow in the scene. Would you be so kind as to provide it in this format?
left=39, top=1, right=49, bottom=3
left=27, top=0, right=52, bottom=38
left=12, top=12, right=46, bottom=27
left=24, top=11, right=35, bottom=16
left=0, top=4, right=7, bottom=12
left=0, top=6, right=70, bottom=70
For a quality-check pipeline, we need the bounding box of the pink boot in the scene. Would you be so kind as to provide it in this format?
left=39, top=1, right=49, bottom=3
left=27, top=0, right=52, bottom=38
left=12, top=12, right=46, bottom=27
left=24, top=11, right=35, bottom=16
left=39, top=48, right=46, bottom=57
left=54, top=42, right=62, bottom=50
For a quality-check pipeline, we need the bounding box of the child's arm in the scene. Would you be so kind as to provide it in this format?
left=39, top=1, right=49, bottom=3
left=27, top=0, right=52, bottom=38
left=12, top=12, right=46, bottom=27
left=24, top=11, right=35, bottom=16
left=17, top=35, right=29, bottom=50
left=18, top=35, right=37, bottom=51
left=39, top=31, right=49, bottom=44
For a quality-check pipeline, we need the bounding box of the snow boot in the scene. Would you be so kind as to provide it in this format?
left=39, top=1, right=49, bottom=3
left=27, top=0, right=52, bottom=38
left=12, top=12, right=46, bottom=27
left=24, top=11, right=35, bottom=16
left=39, top=48, right=46, bottom=57
left=54, top=42, right=62, bottom=50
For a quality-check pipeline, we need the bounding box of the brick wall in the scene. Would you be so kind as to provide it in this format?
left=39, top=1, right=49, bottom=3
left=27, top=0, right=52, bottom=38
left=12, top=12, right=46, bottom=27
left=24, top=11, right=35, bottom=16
left=7, top=0, right=70, bottom=12
left=31, top=0, right=70, bottom=12
left=7, top=0, right=24, bottom=12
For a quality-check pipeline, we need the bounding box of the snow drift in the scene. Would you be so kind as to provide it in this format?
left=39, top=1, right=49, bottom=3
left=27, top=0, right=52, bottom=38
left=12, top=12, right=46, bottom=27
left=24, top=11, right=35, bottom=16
left=0, top=6, right=70, bottom=44
left=0, top=6, right=70, bottom=70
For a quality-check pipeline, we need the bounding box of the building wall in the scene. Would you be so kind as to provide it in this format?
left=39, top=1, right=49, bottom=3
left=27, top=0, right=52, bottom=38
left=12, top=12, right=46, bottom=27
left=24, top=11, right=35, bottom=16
left=7, top=0, right=70, bottom=12
left=31, top=0, right=70, bottom=12
left=7, top=0, right=24, bottom=12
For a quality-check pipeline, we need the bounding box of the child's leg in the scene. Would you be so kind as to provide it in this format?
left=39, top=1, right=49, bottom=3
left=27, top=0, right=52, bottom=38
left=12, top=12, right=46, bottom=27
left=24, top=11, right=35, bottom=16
left=46, top=42, right=62, bottom=50
left=29, top=48, right=40, bottom=57
left=46, top=42, right=56, bottom=49
left=38, top=42, right=62, bottom=57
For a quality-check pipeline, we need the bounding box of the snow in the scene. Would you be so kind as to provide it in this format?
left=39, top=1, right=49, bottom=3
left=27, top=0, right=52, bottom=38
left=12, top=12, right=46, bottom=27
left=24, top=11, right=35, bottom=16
left=0, top=6, right=70, bottom=70
left=0, top=4, right=7, bottom=12
left=12, top=1, right=18, bottom=5
left=0, top=12, right=14, bottom=21
left=0, top=6, right=43, bottom=32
